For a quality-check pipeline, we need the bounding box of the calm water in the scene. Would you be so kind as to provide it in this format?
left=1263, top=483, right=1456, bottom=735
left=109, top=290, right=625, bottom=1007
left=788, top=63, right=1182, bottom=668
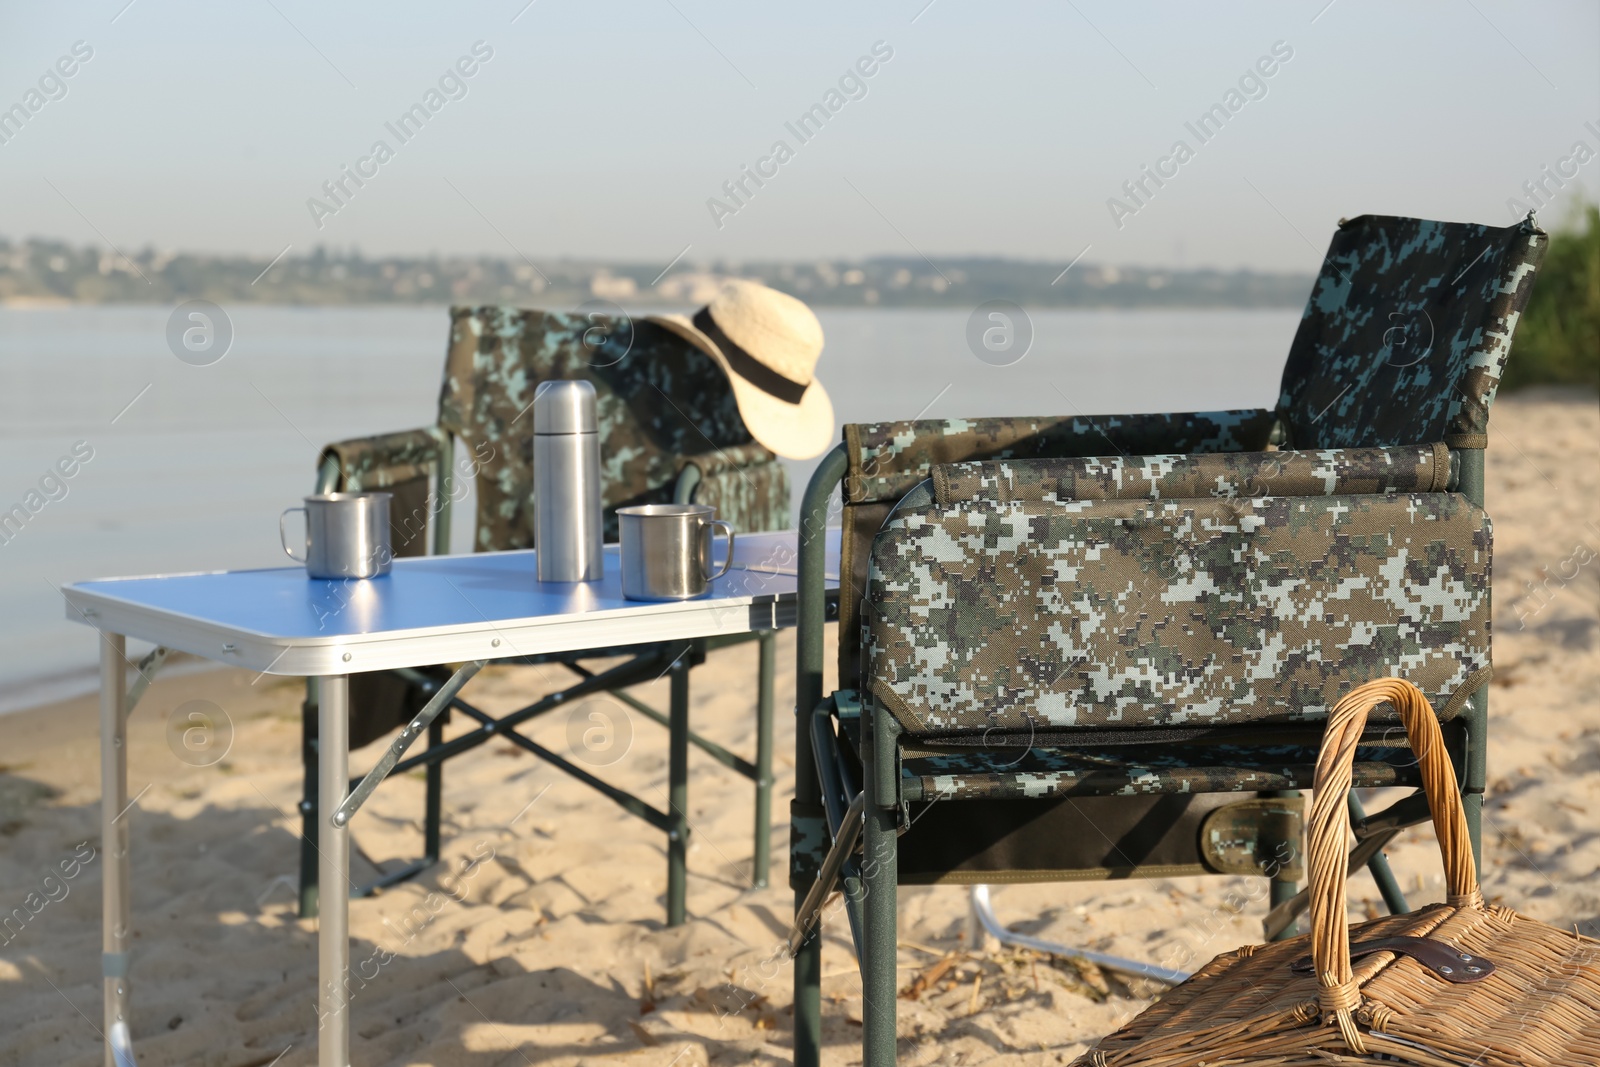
left=0, top=305, right=1297, bottom=710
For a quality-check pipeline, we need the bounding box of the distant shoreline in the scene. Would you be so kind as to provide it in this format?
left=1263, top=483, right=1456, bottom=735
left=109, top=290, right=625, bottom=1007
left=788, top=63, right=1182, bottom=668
left=0, top=237, right=1315, bottom=310
left=0, top=298, right=1311, bottom=311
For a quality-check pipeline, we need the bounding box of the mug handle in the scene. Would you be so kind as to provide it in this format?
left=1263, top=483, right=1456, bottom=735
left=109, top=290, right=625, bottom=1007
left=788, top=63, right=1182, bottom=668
left=279, top=507, right=309, bottom=563
left=705, top=520, right=736, bottom=581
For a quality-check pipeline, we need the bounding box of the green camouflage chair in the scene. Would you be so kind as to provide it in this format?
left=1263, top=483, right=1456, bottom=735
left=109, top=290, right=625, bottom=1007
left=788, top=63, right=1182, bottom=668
left=297, top=306, right=790, bottom=925
left=788, top=214, right=1546, bottom=1067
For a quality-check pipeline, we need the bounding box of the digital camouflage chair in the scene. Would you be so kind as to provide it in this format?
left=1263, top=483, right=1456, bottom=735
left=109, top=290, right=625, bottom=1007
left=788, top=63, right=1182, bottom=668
left=788, top=214, right=1546, bottom=1067
left=298, top=306, right=790, bottom=925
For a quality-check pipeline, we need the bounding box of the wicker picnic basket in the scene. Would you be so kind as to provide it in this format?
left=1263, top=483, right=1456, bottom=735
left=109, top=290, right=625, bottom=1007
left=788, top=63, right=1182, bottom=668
left=1073, top=678, right=1600, bottom=1067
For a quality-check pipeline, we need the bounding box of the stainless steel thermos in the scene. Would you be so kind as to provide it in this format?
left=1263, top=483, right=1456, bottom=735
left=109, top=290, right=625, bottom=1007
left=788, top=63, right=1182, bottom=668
left=532, top=380, right=604, bottom=582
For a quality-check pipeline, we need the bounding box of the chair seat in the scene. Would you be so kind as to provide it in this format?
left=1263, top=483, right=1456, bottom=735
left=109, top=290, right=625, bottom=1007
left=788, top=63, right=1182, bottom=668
left=833, top=696, right=1463, bottom=803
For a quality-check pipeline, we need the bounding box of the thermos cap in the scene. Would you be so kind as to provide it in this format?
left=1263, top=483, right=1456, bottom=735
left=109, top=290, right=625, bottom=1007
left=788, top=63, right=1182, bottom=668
left=532, top=379, right=598, bottom=435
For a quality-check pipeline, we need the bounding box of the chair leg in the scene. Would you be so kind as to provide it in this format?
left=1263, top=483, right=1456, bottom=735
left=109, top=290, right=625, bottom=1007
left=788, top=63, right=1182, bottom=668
left=860, top=723, right=898, bottom=1067
left=793, top=896, right=824, bottom=1067
left=1462, top=686, right=1489, bottom=881
left=667, top=652, right=691, bottom=926
left=298, top=678, right=320, bottom=920
left=861, top=796, right=898, bottom=1065
left=753, top=631, right=776, bottom=888
left=1462, top=790, right=1483, bottom=879
left=1350, top=792, right=1409, bottom=916
left=1266, top=789, right=1300, bottom=940
left=424, top=716, right=444, bottom=863
left=1456, top=454, right=1490, bottom=879
left=1364, top=851, right=1409, bottom=915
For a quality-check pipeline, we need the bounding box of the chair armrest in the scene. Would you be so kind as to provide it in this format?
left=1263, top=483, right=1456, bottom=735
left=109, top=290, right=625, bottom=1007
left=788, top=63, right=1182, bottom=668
left=676, top=441, right=778, bottom=479
left=864, top=492, right=1491, bottom=737
left=845, top=409, right=1275, bottom=505
left=318, top=427, right=451, bottom=556
left=319, top=427, right=449, bottom=492
left=932, top=443, right=1453, bottom=507
left=676, top=442, right=791, bottom=532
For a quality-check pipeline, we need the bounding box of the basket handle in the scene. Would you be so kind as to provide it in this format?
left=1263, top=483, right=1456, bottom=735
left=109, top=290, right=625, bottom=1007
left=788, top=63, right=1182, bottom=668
left=1307, top=678, right=1482, bottom=1053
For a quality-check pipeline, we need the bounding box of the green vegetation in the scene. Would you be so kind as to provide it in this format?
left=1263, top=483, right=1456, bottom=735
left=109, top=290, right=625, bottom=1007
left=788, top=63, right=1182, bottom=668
left=1503, top=205, right=1600, bottom=392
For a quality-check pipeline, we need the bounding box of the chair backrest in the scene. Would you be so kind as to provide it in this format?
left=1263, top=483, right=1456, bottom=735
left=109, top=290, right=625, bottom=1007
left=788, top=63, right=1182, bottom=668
left=441, top=306, right=788, bottom=550
left=1276, top=214, right=1546, bottom=450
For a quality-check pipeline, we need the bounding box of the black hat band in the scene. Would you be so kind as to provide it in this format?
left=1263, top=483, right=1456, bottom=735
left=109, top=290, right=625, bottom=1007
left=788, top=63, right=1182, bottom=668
left=692, top=307, right=810, bottom=405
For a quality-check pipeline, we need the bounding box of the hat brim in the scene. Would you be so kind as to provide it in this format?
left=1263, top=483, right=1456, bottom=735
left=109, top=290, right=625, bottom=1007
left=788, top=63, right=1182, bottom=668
left=645, top=313, right=835, bottom=461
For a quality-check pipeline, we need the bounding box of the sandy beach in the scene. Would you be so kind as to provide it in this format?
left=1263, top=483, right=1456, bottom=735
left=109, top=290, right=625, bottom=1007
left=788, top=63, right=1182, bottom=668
left=1, top=390, right=1595, bottom=1067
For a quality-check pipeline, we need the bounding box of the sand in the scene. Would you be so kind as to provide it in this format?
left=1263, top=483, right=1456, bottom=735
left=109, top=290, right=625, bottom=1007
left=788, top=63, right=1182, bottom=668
left=1, top=390, right=1595, bottom=1067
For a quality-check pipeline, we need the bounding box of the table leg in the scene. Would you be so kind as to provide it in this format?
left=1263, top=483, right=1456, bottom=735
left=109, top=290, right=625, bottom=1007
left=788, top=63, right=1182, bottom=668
left=667, top=655, right=690, bottom=926
left=752, top=630, right=775, bottom=889
left=424, top=716, right=444, bottom=864
left=299, top=678, right=320, bottom=920
left=318, top=674, right=351, bottom=1067
left=100, top=634, right=135, bottom=1067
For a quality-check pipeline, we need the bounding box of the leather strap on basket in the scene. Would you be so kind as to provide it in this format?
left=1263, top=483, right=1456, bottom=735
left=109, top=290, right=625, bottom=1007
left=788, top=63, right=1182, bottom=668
left=1308, top=678, right=1483, bottom=1055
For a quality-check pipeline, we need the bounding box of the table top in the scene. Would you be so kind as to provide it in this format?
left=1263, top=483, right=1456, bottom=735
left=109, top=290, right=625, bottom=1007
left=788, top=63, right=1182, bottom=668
left=63, top=530, right=841, bottom=676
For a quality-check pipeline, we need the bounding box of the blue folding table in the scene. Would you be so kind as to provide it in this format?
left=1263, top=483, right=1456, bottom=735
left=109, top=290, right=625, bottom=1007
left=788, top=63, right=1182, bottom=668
left=63, top=530, right=839, bottom=1067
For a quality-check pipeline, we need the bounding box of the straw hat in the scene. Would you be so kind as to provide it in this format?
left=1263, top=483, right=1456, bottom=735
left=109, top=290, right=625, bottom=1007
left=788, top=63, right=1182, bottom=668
left=646, top=280, right=834, bottom=460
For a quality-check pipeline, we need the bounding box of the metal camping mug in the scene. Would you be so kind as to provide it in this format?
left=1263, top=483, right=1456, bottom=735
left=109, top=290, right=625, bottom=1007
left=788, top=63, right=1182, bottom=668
left=617, top=504, right=735, bottom=601
left=279, top=492, right=393, bottom=579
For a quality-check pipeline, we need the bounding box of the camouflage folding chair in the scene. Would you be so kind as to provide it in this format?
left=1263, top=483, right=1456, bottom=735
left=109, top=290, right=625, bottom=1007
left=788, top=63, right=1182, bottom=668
left=296, top=306, right=790, bottom=926
left=787, top=214, right=1546, bottom=1067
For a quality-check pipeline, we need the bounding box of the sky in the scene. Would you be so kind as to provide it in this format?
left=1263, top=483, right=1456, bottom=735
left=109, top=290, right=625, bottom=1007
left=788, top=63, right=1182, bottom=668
left=2, top=0, right=1597, bottom=272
